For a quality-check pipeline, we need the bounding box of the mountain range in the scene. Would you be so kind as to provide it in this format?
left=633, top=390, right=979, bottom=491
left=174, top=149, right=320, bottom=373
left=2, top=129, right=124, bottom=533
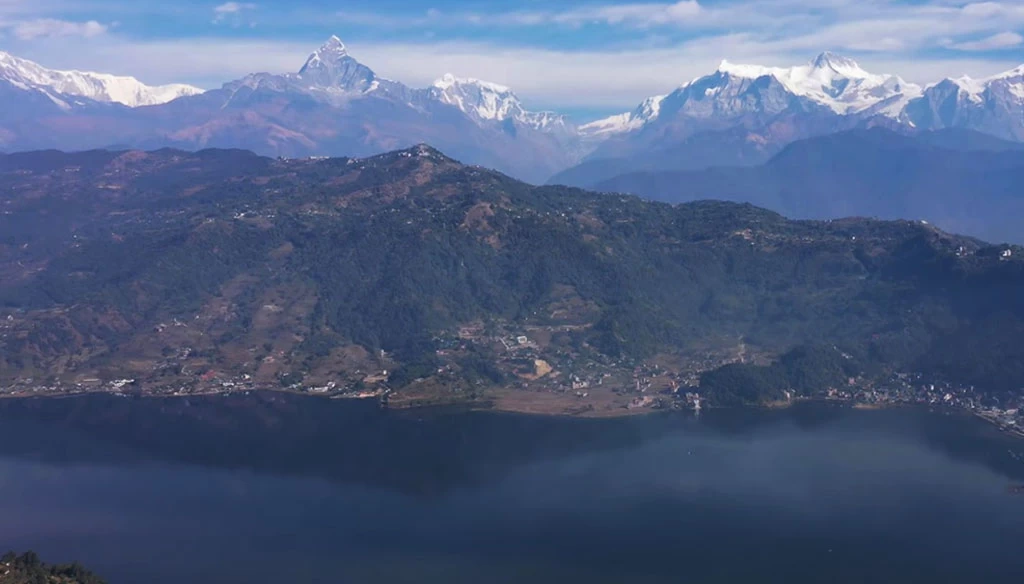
left=2, top=39, right=1023, bottom=184
left=1, top=144, right=1023, bottom=409
left=0, top=37, right=578, bottom=182
left=0, top=50, right=202, bottom=108
left=593, top=128, right=1024, bottom=244
left=552, top=52, right=1024, bottom=186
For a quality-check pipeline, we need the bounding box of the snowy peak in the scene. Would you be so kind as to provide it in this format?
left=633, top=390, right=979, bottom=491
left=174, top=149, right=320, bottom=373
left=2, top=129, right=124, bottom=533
left=944, top=76, right=988, bottom=103
left=0, top=51, right=202, bottom=107
left=715, top=59, right=772, bottom=80
left=718, top=53, right=871, bottom=82
left=804, top=53, right=876, bottom=88
left=433, top=74, right=511, bottom=96
left=221, top=38, right=567, bottom=134
left=297, top=35, right=377, bottom=92
left=904, top=64, right=1024, bottom=140
left=431, top=74, right=520, bottom=121
left=580, top=95, right=665, bottom=137
left=937, top=63, right=1024, bottom=103
left=299, top=35, right=350, bottom=72
left=990, top=64, right=1024, bottom=81
left=586, top=53, right=924, bottom=139
left=430, top=73, right=567, bottom=131
left=711, top=53, right=920, bottom=115
left=810, top=52, right=866, bottom=76
left=323, top=35, right=348, bottom=53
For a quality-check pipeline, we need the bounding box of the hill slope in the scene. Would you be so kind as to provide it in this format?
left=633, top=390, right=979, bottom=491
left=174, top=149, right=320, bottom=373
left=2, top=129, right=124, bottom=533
left=593, top=129, right=1024, bottom=244
left=1, top=145, right=1023, bottom=410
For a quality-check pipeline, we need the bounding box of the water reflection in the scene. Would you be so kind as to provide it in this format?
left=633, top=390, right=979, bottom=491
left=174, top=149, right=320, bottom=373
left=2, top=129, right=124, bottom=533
left=0, top=393, right=673, bottom=495
left=0, top=394, right=1022, bottom=584
left=0, top=393, right=1021, bottom=494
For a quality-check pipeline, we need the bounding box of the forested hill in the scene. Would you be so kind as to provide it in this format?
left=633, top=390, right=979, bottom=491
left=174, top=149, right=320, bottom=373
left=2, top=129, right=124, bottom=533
left=1, top=145, right=1023, bottom=408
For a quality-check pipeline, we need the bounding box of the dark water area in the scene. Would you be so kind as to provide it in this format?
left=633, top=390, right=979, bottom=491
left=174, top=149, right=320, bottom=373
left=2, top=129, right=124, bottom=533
left=1, top=393, right=1023, bottom=584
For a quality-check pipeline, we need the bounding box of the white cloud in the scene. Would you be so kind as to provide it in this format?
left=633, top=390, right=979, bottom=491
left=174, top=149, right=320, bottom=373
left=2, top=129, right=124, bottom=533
left=350, top=39, right=1023, bottom=107
left=331, top=0, right=1024, bottom=54
left=15, top=37, right=311, bottom=88
left=336, top=1, right=732, bottom=30
left=213, top=2, right=256, bottom=24
left=549, top=1, right=703, bottom=27
left=215, top=2, right=255, bottom=15
left=951, top=31, right=1024, bottom=51
left=12, top=18, right=108, bottom=40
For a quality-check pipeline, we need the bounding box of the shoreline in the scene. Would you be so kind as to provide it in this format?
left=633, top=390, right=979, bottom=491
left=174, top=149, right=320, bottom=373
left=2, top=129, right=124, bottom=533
left=974, top=411, right=1024, bottom=439
left=1, top=387, right=1021, bottom=439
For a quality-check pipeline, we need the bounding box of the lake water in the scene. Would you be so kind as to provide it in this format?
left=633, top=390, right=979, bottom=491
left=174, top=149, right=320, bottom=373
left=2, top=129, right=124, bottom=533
left=1, top=393, right=1023, bottom=584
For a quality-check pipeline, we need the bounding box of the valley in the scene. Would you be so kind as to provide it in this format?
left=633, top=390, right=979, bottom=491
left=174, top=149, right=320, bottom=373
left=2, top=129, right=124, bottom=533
left=5, top=5, right=1024, bottom=583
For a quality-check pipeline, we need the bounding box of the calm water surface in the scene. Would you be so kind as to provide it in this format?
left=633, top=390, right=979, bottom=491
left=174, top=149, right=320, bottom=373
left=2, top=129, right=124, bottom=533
left=0, top=394, right=1022, bottom=584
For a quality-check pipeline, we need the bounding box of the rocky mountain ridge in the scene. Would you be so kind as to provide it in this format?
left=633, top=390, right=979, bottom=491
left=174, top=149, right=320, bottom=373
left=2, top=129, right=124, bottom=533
left=558, top=54, right=1024, bottom=186
left=0, top=37, right=578, bottom=183
left=0, top=50, right=202, bottom=107
left=2, top=41, right=1023, bottom=185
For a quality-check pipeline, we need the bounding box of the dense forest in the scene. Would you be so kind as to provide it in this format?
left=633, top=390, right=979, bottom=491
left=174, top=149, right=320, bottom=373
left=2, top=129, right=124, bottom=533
left=1, top=145, right=1022, bottom=407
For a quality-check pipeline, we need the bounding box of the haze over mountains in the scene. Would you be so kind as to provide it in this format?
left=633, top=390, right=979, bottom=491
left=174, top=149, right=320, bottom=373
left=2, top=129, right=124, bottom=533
left=2, top=37, right=1024, bottom=186
left=593, top=128, right=1024, bottom=244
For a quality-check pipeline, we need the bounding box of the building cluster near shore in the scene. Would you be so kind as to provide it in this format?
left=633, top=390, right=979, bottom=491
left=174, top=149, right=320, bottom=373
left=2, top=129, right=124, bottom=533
left=1, top=307, right=1021, bottom=434
left=825, top=372, right=1023, bottom=436
left=2, top=356, right=1021, bottom=438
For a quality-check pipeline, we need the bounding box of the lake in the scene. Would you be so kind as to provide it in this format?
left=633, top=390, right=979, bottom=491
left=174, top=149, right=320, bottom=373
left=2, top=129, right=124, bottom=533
left=1, top=393, right=1023, bottom=584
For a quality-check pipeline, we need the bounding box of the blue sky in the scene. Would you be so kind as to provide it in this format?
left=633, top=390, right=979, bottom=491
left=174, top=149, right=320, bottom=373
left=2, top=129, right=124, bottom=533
left=2, top=0, right=1024, bottom=120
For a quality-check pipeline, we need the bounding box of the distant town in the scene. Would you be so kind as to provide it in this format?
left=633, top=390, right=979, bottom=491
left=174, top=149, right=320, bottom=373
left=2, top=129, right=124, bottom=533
left=2, top=319, right=1021, bottom=439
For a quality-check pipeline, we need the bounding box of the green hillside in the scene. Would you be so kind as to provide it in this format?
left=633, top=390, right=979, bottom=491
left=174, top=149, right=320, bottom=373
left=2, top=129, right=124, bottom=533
left=1, top=145, right=1022, bottom=409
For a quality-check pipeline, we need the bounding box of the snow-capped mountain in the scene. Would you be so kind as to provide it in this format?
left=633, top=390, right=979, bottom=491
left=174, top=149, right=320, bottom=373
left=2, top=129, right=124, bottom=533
left=293, top=35, right=413, bottom=99
left=214, top=36, right=566, bottom=134
left=582, top=52, right=919, bottom=138
left=580, top=95, right=665, bottom=137
left=0, top=51, right=203, bottom=108
left=905, top=66, right=1024, bottom=141
left=555, top=52, right=1024, bottom=188
left=429, top=74, right=569, bottom=132
left=715, top=52, right=920, bottom=116
left=220, top=35, right=411, bottom=105
left=296, top=35, right=375, bottom=91
left=3, top=41, right=1023, bottom=187
left=565, top=53, right=879, bottom=182
left=128, top=36, right=583, bottom=182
